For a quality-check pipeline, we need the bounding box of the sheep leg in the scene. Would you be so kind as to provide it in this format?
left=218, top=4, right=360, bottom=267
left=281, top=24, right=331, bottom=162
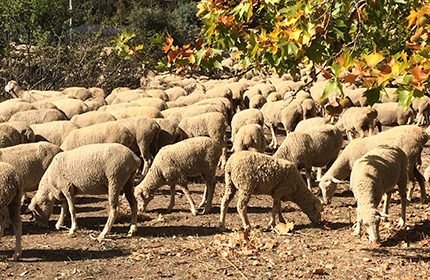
left=268, top=125, right=278, bottom=149
left=414, top=166, right=427, bottom=203
left=63, top=187, right=79, bottom=235
left=8, top=192, right=22, bottom=261
left=219, top=147, right=227, bottom=170
left=381, top=192, right=391, bottom=221
left=346, top=130, right=354, bottom=141
left=167, top=185, right=176, bottom=213
left=200, top=175, right=216, bottom=215
left=98, top=189, right=119, bottom=241
left=353, top=211, right=362, bottom=236
left=55, top=200, right=68, bottom=230
left=219, top=173, right=236, bottom=229
left=237, top=191, right=252, bottom=232
left=123, top=177, right=138, bottom=237
left=398, top=177, right=408, bottom=228
left=198, top=186, right=207, bottom=209
left=305, top=167, right=312, bottom=190
left=267, top=199, right=284, bottom=229
left=178, top=184, right=198, bottom=215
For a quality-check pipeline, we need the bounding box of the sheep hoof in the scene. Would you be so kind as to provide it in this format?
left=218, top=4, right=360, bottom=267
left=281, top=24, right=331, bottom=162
left=127, top=225, right=138, bottom=237
left=68, top=229, right=76, bottom=236
left=12, top=252, right=21, bottom=261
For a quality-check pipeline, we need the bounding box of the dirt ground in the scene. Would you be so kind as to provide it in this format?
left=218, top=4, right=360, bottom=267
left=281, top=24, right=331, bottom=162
left=1, top=132, right=430, bottom=280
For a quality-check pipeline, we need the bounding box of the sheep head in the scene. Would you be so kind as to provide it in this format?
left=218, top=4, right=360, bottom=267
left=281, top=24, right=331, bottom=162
left=28, top=194, right=53, bottom=228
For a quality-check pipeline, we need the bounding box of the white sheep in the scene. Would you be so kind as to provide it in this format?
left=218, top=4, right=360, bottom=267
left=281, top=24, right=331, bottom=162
left=230, top=108, right=264, bottom=142
left=30, top=121, right=79, bottom=146
left=9, top=109, right=68, bottom=125
left=70, top=111, right=116, bottom=127
left=0, top=124, right=24, bottom=147
left=294, top=117, right=328, bottom=133
left=4, top=80, right=62, bottom=102
left=165, top=86, right=188, bottom=101
left=249, top=94, right=267, bottom=109
left=274, top=125, right=343, bottom=189
left=28, top=143, right=141, bottom=241
left=178, top=112, right=227, bottom=169
left=0, top=100, right=35, bottom=121
left=232, top=124, right=267, bottom=153
left=134, top=137, right=222, bottom=215
left=84, top=97, right=107, bottom=111
left=51, top=98, right=89, bottom=119
left=61, top=87, right=92, bottom=101
left=319, top=125, right=428, bottom=204
left=350, top=145, right=408, bottom=244
left=0, top=162, right=23, bottom=261
left=335, top=107, right=378, bottom=140
left=154, top=118, right=187, bottom=149
left=372, top=102, right=415, bottom=130
left=219, top=151, right=322, bottom=231
left=3, top=121, right=35, bottom=143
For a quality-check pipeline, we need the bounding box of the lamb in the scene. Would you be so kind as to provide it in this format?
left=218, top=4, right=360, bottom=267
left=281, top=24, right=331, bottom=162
left=232, top=124, right=267, bottom=153
left=372, top=102, right=415, bottom=130
left=274, top=125, right=343, bottom=189
left=9, top=109, right=68, bottom=125
left=219, top=151, right=322, bottom=231
left=61, top=122, right=134, bottom=151
left=0, top=124, right=25, bottom=148
left=0, top=100, right=35, bottom=121
left=134, top=137, right=222, bottom=215
left=30, top=121, right=79, bottom=146
left=28, top=143, right=141, bottom=241
left=2, top=121, right=35, bottom=143
left=230, top=109, right=264, bottom=142
left=178, top=112, right=227, bottom=169
left=335, top=107, right=378, bottom=140
left=51, top=98, right=89, bottom=118
left=350, top=145, right=408, bottom=244
left=319, top=125, right=428, bottom=204
left=0, top=162, right=23, bottom=261
left=116, top=117, right=161, bottom=176
left=70, top=111, right=116, bottom=127
left=0, top=142, right=62, bottom=192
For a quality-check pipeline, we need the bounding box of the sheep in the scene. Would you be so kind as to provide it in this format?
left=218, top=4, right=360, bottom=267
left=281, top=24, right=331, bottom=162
left=145, top=89, right=169, bottom=102
left=9, top=109, right=68, bottom=125
left=0, top=100, right=35, bottom=121
left=88, top=87, right=107, bottom=99
left=0, top=124, right=24, bottom=147
left=412, top=96, right=430, bottom=126
left=3, top=121, right=35, bottom=143
left=350, top=145, right=408, bottom=244
left=154, top=118, right=186, bottom=149
left=30, top=121, right=79, bottom=146
left=194, top=97, right=232, bottom=122
left=232, top=124, right=267, bottom=153
left=267, top=92, right=283, bottom=102
left=70, top=111, right=116, bottom=127
left=4, top=80, right=62, bottom=102
left=105, top=106, right=163, bottom=119
left=134, top=137, right=222, bottom=215
left=219, top=151, right=322, bottom=231
left=131, top=97, right=167, bottom=111
left=249, top=94, right=267, bottom=109
left=274, top=125, right=343, bottom=189
left=61, top=122, right=134, bottom=151
left=335, top=107, right=378, bottom=140
left=230, top=108, right=264, bottom=142
left=62, top=87, right=92, bottom=101
left=178, top=112, right=227, bottom=169
left=260, top=100, right=288, bottom=148
left=164, top=104, right=227, bottom=125
left=30, top=100, right=58, bottom=110
left=84, top=97, right=107, bottom=111
left=227, top=82, right=248, bottom=111
left=172, top=93, right=208, bottom=107
left=372, top=102, right=415, bottom=130
left=205, top=85, right=233, bottom=100
left=0, top=162, right=23, bottom=261
left=343, top=87, right=368, bottom=107
left=116, top=117, right=161, bottom=176
left=105, top=88, right=146, bottom=104
left=51, top=98, right=89, bottom=119
left=0, top=142, right=62, bottom=193
left=165, top=86, right=188, bottom=101
left=28, top=143, right=141, bottom=241
left=294, top=117, right=328, bottom=133
left=319, top=125, right=428, bottom=204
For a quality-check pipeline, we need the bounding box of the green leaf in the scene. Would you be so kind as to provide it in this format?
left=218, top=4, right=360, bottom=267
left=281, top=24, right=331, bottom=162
left=397, top=87, right=414, bottom=108
left=322, top=79, right=343, bottom=100
left=363, top=87, right=383, bottom=106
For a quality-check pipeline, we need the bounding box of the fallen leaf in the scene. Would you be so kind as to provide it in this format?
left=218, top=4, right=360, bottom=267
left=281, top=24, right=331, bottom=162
left=274, top=222, right=294, bottom=235
left=312, top=268, right=326, bottom=275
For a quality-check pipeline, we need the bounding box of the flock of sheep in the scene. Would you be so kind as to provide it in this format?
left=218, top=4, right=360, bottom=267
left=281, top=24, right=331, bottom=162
left=0, top=72, right=429, bottom=262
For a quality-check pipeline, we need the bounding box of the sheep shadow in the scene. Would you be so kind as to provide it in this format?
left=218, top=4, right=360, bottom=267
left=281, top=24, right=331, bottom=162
left=380, top=219, right=430, bottom=247
left=0, top=248, right=129, bottom=263
left=135, top=225, right=223, bottom=238
left=363, top=247, right=430, bottom=263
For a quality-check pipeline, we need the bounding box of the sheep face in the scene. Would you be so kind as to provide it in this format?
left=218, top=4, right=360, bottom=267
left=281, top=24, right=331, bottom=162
left=363, top=209, right=382, bottom=243
left=318, top=179, right=338, bottom=204
left=304, top=199, right=323, bottom=225
left=134, top=188, right=154, bottom=212
left=28, top=197, right=53, bottom=228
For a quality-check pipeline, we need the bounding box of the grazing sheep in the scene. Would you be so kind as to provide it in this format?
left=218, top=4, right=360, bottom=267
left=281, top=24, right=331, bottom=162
left=412, top=96, right=430, bottom=126
left=249, top=94, right=267, bottom=109
left=154, top=118, right=186, bottom=149
left=274, top=125, right=343, bottom=189
left=61, top=122, right=134, bottom=151
left=219, top=151, right=322, bottom=231
left=0, top=100, right=36, bottom=121
left=131, top=97, right=167, bottom=111
left=88, top=87, right=107, bottom=99
left=134, top=137, right=222, bottom=215
left=51, top=98, right=89, bottom=119
left=335, top=107, right=378, bottom=140
left=84, top=97, right=107, bottom=111
left=172, top=93, right=208, bottom=107
left=0, top=142, right=62, bottom=192
left=70, top=111, right=116, bottom=127
left=0, top=162, right=23, bottom=261
left=344, top=87, right=368, bottom=107
left=165, top=86, right=188, bottom=101
left=231, top=109, right=264, bottom=142
left=30, top=121, right=79, bottom=146
left=62, top=87, right=92, bottom=101
left=4, top=80, right=62, bottom=102
left=194, top=97, right=232, bottom=122
left=106, top=106, right=163, bottom=119
left=232, top=124, right=267, bottom=153
left=260, top=100, right=288, bottom=148
left=294, top=117, right=328, bottom=133
left=227, top=82, right=248, bottom=111
left=164, top=104, right=227, bottom=125
left=106, top=88, right=146, bottom=104
left=319, top=125, right=428, bottom=204
left=206, top=85, right=233, bottom=100
left=9, top=109, right=68, bottom=125
left=0, top=124, right=24, bottom=147
left=372, top=102, right=415, bottom=130
left=267, top=92, right=283, bottom=103
left=179, top=112, right=227, bottom=169
left=145, top=89, right=169, bottom=102
left=3, top=121, right=35, bottom=143
left=117, top=117, right=161, bottom=176
left=350, top=145, right=408, bottom=243
left=28, top=143, right=141, bottom=241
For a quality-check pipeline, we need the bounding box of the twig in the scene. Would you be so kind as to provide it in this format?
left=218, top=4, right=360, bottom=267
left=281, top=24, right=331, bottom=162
left=220, top=255, right=248, bottom=280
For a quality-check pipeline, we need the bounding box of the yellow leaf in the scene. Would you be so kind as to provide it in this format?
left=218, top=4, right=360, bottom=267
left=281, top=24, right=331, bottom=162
left=269, top=28, right=281, bottom=40
left=135, top=44, right=144, bottom=51
left=288, top=29, right=302, bottom=42
left=364, top=51, right=384, bottom=67
left=407, top=10, right=419, bottom=28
